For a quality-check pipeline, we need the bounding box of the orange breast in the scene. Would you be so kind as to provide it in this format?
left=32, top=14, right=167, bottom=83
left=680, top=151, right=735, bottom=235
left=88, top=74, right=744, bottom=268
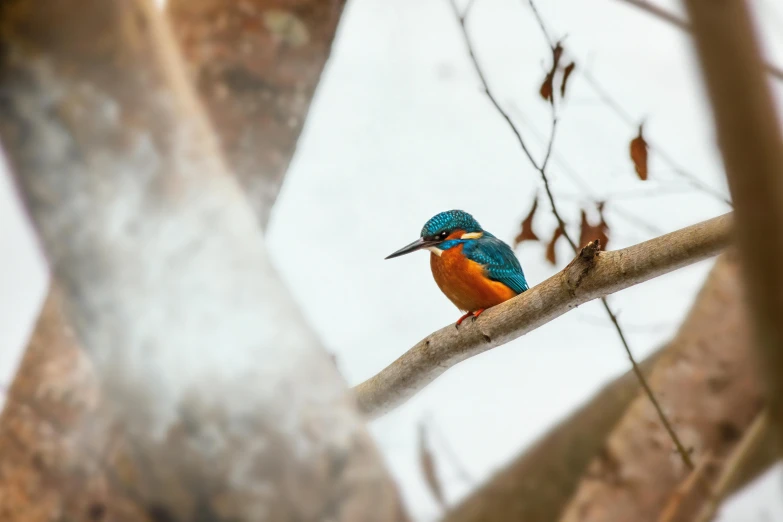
left=430, top=244, right=517, bottom=312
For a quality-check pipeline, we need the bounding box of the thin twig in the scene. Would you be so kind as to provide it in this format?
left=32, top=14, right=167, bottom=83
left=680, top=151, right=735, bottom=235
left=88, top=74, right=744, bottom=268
left=541, top=111, right=559, bottom=171
left=580, top=69, right=732, bottom=206
left=424, top=414, right=476, bottom=485
left=448, top=0, right=539, bottom=170
left=449, top=0, right=694, bottom=471
left=612, top=0, right=783, bottom=82
left=694, top=411, right=770, bottom=522
left=600, top=296, right=693, bottom=469
left=657, top=451, right=714, bottom=522
left=506, top=102, right=666, bottom=237
left=526, top=0, right=556, bottom=48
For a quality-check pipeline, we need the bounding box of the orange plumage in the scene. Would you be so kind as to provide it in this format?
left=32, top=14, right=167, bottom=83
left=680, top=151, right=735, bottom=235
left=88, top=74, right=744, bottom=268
left=429, top=235, right=516, bottom=313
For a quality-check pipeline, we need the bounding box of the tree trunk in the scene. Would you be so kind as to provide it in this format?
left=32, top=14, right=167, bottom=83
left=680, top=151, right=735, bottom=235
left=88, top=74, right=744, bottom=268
left=0, top=1, right=404, bottom=520
left=167, top=0, right=346, bottom=229
left=683, top=0, right=783, bottom=458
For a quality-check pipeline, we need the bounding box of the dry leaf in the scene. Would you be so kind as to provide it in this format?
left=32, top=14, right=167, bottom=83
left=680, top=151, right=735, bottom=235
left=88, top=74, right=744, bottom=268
left=418, top=423, right=445, bottom=508
left=514, top=197, right=540, bottom=246
left=552, top=42, right=564, bottom=66
left=560, top=62, right=576, bottom=98
left=630, top=124, right=649, bottom=180
left=539, top=72, right=554, bottom=102
left=579, top=204, right=609, bottom=250
left=545, top=226, right=564, bottom=265
left=539, top=42, right=564, bottom=103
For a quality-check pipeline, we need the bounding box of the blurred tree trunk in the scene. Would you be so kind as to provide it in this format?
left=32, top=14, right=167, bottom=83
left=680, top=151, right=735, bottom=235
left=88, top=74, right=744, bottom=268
left=0, top=1, right=404, bottom=521
left=683, top=0, right=783, bottom=457
left=167, top=0, right=346, bottom=229
left=446, top=253, right=777, bottom=522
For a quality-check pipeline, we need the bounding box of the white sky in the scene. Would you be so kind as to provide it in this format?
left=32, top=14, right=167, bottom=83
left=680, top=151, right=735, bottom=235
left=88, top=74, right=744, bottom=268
left=1, top=0, right=782, bottom=520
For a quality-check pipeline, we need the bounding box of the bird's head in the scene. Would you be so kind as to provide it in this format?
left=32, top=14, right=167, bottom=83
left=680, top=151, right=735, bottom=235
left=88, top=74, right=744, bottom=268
left=385, top=210, right=484, bottom=259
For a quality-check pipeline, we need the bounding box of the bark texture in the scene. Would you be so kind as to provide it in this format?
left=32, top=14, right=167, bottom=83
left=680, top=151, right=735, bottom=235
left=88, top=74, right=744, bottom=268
left=558, top=253, right=764, bottom=522
left=683, top=0, right=783, bottom=456
left=0, top=288, right=146, bottom=521
left=167, top=0, right=346, bottom=228
left=0, top=0, right=404, bottom=520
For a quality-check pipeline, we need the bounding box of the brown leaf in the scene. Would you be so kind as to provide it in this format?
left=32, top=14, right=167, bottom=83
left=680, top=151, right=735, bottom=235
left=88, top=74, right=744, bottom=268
left=418, top=422, right=445, bottom=508
left=514, top=197, right=540, bottom=246
left=539, top=42, right=564, bottom=103
left=560, top=62, right=576, bottom=98
left=630, top=124, right=649, bottom=180
left=545, top=226, right=564, bottom=265
left=552, top=42, right=564, bottom=67
left=579, top=205, right=609, bottom=250
left=539, top=72, right=554, bottom=102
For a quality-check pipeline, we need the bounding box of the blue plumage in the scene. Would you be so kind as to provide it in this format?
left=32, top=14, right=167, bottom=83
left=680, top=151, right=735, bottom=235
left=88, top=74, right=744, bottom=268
left=429, top=210, right=529, bottom=294
left=464, top=238, right=529, bottom=294
left=421, top=210, right=482, bottom=237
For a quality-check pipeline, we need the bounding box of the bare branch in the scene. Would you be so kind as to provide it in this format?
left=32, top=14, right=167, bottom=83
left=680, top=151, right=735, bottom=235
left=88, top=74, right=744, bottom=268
left=612, top=0, right=783, bottom=82
left=683, top=0, right=783, bottom=455
left=355, top=214, right=733, bottom=418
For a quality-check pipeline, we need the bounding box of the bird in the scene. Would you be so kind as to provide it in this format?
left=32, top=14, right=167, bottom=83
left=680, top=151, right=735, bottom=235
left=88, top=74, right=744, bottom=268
left=385, top=210, right=529, bottom=326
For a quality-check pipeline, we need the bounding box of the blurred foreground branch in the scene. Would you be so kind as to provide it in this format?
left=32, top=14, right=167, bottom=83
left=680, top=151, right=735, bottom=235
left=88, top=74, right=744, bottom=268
left=0, top=0, right=403, bottom=519
left=355, top=213, right=732, bottom=419
left=613, top=0, right=783, bottom=82
left=683, top=0, right=783, bottom=455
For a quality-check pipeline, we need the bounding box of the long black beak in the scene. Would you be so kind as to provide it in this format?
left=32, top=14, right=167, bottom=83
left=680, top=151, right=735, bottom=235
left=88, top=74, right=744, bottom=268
left=385, top=237, right=437, bottom=259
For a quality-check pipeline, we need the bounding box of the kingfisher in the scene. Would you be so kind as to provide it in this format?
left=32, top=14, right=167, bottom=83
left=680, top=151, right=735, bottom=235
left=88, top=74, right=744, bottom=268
left=386, top=210, right=529, bottom=326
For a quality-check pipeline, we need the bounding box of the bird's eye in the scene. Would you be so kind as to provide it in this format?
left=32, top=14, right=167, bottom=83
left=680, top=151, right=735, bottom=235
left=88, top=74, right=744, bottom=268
left=439, top=231, right=448, bottom=239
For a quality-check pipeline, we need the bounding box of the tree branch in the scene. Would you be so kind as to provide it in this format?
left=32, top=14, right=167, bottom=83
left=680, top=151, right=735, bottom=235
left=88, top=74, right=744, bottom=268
left=683, top=0, right=783, bottom=456
left=355, top=213, right=732, bottom=419
left=612, top=0, right=783, bottom=82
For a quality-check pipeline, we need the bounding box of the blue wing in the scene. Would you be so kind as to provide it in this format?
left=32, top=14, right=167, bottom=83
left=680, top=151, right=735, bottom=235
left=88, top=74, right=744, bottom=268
left=463, top=237, right=529, bottom=294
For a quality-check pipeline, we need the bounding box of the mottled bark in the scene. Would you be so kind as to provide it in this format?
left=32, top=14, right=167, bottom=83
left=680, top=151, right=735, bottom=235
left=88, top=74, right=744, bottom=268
left=167, top=0, right=346, bottom=228
left=0, top=0, right=404, bottom=520
left=0, top=288, right=146, bottom=521
left=445, top=253, right=777, bottom=522
left=557, top=253, right=765, bottom=522
left=683, top=0, right=783, bottom=457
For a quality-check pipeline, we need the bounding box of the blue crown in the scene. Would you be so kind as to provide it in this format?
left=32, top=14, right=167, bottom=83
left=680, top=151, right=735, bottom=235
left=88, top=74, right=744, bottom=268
left=421, top=210, right=482, bottom=237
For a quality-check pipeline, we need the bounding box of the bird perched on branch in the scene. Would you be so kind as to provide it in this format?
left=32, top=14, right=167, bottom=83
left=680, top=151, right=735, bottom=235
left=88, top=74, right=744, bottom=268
left=386, top=210, right=529, bottom=326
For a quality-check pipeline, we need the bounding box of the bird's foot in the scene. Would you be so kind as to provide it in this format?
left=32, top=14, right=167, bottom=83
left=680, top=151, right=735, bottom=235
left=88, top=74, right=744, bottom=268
left=455, top=309, right=486, bottom=327
left=455, top=311, right=473, bottom=327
